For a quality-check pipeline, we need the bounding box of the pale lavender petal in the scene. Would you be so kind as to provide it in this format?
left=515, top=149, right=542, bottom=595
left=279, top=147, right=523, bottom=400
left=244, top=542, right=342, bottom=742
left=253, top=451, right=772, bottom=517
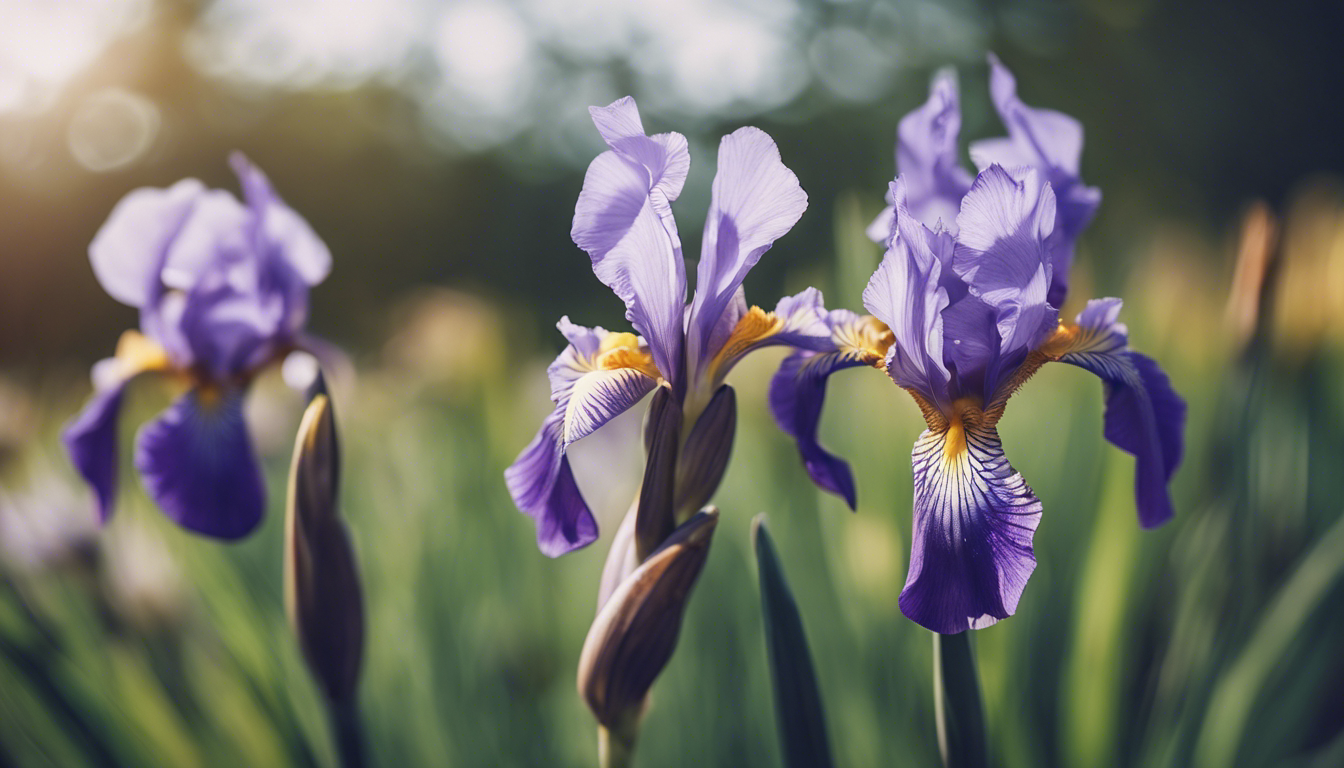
left=572, top=104, right=688, bottom=383
left=231, top=153, right=332, bottom=286
left=952, top=165, right=1059, bottom=366
left=687, top=127, right=808, bottom=371
left=863, top=179, right=952, bottom=401
left=896, top=69, right=974, bottom=232
left=1055, top=298, right=1186, bottom=527
left=976, top=53, right=1083, bottom=176
left=89, top=179, right=206, bottom=308
left=134, top=389, right=266, bottom=539
left=865, top=204, right=895, bottom=246
left=899, top=424, right=1042, bottom=634
left=969, top=54, right=1101, bottom=307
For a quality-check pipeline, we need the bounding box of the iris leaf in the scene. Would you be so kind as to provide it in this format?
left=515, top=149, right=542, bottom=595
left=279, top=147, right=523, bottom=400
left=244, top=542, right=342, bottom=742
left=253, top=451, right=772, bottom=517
left=752, top=515, right=834, bottom=768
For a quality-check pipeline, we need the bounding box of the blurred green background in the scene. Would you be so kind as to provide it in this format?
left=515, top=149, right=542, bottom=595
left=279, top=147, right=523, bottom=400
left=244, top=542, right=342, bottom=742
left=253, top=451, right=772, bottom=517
left=3, top=0, right=1344, bottom=766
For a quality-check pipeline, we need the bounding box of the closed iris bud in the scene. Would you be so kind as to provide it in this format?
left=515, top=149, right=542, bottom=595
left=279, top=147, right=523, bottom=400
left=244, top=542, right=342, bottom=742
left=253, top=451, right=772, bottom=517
left=636, top=387, right=681, bottom=562
left=285, top=386, right=364, bottom=705
left=578, top=509, right=719, bottom=740
left=674, top=384, right=736, bottom=522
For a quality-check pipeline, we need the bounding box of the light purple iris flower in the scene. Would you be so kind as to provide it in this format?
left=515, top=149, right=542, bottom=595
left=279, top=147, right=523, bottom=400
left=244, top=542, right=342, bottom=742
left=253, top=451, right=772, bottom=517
left=506, top=96, right=830, bottom=557
left=770, top=66, right=1185, bottom=634
left=63, top=154, right=332, bottom=540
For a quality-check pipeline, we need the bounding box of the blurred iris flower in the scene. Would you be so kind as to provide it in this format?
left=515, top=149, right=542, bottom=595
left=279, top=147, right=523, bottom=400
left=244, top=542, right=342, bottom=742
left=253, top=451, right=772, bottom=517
left=506, top=96, right=829, bottom=557
left=770, top=56, right=1186, bottom=633
left=63, top=154, right=333, bottom=539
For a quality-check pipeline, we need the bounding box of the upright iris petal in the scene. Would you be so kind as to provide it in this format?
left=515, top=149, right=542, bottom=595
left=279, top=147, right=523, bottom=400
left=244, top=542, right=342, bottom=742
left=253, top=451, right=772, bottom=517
left=64, top=156, right=334, bottom=538
left=969, top=53, right=1101, bottom=307
left=863, top=180, right=953, bottom=403
left=572, top=97, right=689, bottom=385
left=686, top=127, right=808, bottom=380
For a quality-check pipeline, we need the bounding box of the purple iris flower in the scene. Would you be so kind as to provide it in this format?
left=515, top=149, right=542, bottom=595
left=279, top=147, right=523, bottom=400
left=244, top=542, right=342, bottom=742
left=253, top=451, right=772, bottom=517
left=771, top=59, right=1185, bottom=634
left=63, top=154, right=332, bottom=540
left=506, top=96, right=830, bottom=557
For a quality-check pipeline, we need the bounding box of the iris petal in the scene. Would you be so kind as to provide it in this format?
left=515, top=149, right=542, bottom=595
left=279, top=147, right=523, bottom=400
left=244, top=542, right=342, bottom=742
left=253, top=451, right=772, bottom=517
left=62, top=374, right=128, bottom=523
left=863, top=179, right=953, bottom=401
left=1049, top=298, right=1186, bottom=527
left=900, top=422, right=1042, bottom=634
left=507, top=321, right=659, bottom=556
left=572, top=98, right=689, bottom=385
left=89, top=178, right=207, bottom=308
left=769, top=310, right=892, bottom=509
left=135, top=388, right=266, bottom=539
left=687, top=127, right=808, bottom=373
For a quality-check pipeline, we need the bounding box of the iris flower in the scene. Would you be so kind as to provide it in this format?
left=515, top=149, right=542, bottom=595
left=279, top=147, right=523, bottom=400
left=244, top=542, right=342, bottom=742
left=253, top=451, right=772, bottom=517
left=770, top=57, right=1186, bottom=633
left=506, top=96, right=829, bottom=557
left=64, top=155, right=333, bottom=540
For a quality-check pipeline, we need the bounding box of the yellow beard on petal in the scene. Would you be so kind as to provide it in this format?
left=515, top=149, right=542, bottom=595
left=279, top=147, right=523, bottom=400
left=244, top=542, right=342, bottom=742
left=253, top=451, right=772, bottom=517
left=114, top=330, right=172, bottom=376
left=709, top=306, right=784, bottom=376
left=595, top=332, right=661, bottom=381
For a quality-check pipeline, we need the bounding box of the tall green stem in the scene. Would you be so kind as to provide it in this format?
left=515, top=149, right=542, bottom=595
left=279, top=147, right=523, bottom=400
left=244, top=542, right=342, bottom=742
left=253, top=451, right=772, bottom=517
left=327, top=696, right=366, bottom=768
left=933, top=631, right=987, bottom=768
left=598, top=720, right=637, bottom=768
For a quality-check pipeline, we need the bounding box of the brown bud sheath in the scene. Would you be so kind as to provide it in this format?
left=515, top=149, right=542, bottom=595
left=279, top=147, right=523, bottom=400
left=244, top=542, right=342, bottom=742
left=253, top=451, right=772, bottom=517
left=285, top=391, right=365, bottom=705
left=578, top=509, right=719, bottom=732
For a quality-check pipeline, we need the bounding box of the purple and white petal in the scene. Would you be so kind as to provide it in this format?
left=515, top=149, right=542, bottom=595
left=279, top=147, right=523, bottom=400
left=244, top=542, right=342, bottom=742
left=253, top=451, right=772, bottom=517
left=572, top=98, right=689, bottom=383
left=90, top=178, right=207, bottom=308
left=863, top=179, right=953, bottom=402
left=508, top=321, right=659, bottom=556
left=900, top=423, right=1042, bottom=634
left=1053, top=299, right=1186, bottom=528
left=952, top=165, right=1059, bottom=369
left=134, top=389, right=266, bottom=540
left=563, top=369, right=658, bottom=447
left=687, top=127, right=808, bottom=374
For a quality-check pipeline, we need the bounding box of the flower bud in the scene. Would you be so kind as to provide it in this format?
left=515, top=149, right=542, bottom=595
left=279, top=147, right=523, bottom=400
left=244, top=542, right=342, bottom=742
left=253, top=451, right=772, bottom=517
left=285, top=389, right=364, bottom=704
left=675, top=384, right=736, bottom=521
left=636, top=387, right=681, bottom=562
left=578, top=509, right=719, bottom=731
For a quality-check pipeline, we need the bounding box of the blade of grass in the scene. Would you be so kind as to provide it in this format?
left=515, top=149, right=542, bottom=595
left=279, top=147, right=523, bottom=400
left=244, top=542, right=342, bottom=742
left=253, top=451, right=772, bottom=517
left=1193, top=509, right=1344, bottom=768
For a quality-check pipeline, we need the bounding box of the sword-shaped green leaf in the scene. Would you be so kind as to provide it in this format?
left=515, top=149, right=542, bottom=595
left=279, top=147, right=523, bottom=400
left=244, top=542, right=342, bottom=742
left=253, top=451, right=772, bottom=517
left=752, top=515, right=833, bottom=768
